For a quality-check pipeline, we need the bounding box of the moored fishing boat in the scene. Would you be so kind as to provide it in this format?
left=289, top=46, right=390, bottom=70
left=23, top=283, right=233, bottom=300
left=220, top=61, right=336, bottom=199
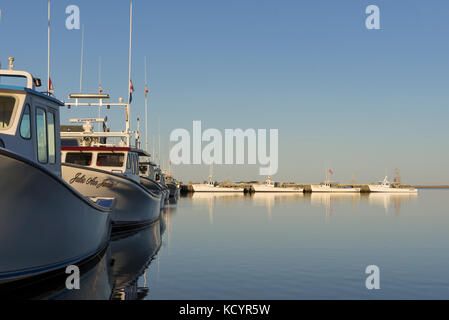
left=60, top=94, right=162, bottom=233
left=192, top=178, right=245, bottom=192
left=310, top=182, right=361, bottom=193
left=192, top=164, right=244, bottom=193
left=368, top=176, right=418, bottom=193
left=139, top=160, right=169, bottom=207
left=0, top=61, right=111, bottom=286
left=311, top=169, right=361, bottom=193
left=252, top=176, right=303, bottom=193
left=165, top=174, right=180, bottom=202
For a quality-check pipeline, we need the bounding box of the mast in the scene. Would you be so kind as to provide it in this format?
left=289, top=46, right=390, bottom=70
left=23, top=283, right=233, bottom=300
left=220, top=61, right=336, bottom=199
left=144, top=56, right=149, bottom=153
left=126, top=0, right=133, bottom=134
left=98, top=56, right=102, bottom=131
left=158, top=117, right=161, bottom=165
left=47, top=0, right=50, bottom=93
left=79, top=24, right=84, bottom=92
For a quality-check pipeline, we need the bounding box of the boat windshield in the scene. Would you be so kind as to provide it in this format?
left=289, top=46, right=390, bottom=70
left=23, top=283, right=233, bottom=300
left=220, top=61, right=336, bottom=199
left=97, top=153, right=125, bottom=167
left=0, top=96, right=17, bottom=130
left=65, top=152, right=92, bottom=166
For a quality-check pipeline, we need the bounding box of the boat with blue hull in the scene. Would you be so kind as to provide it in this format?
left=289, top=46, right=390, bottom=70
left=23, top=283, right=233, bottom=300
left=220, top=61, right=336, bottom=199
left=0, top=60, right=111, bottom=286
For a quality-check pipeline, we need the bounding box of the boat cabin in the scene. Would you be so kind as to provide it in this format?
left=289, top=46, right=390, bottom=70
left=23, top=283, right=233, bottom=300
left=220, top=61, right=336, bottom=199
left=0, top=59, right=64, bottom=177
left=139, top=160, right=167, bottom=186
left=61, top=146, right=149, bottom=183
left=263, top=176, right=275, bottom=187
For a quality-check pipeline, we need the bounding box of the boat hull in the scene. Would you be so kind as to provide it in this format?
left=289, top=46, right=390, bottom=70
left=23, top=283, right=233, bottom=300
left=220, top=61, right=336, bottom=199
left=310, top=185, right=361, bottom=193
left=252, top=185, right=304, bottom=193
left=368, top=185, right=418, bottom=193
left=0, top=149, right=111, bottom=285
left=140, top=177, right=167, bottom=208
left=192, top=184, right=244, bottom=192
left=167, top=183, right=180, bottom=201
left=62, top=164, right=161, bottom=230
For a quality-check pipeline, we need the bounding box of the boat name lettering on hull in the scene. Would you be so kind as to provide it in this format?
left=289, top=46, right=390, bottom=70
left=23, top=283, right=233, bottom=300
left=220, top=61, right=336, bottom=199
left=69, top=173, right=115, bottom=189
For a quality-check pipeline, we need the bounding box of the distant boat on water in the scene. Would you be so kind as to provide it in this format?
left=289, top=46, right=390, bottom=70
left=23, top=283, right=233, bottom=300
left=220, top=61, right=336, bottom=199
left=252, top=176, right=303, bottom=193
left=311, top=169, right=361, bottom=193
left=192, top=164, right=244, bottom=193
left=368, top=176, right=418, bottom=193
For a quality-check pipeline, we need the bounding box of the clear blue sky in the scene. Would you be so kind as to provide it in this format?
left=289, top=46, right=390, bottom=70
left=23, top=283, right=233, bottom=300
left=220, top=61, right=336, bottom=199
left=1, top=0, right=449, bottom=184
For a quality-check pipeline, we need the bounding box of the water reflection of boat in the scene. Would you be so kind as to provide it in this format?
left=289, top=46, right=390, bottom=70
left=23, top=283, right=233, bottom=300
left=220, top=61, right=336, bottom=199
left=251, top=193, right=304, bottom=216
left=368, top=193, right=418, bottom=214
left=110, top=220, right=162, bottom=300
left=2, top=246, right=114, bottom=300
left=191, top=192, right=244, bottom=201
left=309, top=193, right=361, bottom=206
left=309, top=193, right=361, bottom=219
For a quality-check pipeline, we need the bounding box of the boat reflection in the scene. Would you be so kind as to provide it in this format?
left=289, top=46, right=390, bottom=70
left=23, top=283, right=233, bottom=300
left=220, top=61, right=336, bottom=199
left=110, top=220, right=162, bottom=300
left=191, top=192, right=245, bottom=225
left=2, top=246, right=114, bottom=300
left=307, top=192, right=418, bottom=217
left=250, top=193, right=304, bottom=218
left=368, top=193, right=418, bottom=214
left=308, top=193, right=361, bottom=220
left=4, top=214, right=166, bottom=300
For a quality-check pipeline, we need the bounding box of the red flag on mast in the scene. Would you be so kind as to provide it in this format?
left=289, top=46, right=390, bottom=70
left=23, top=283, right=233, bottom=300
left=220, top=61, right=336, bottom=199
left=49, top=77, right=54, bottom=92
left=145, top=84, right=149, bottom=99
left=329, top=169, right=334, bottom=175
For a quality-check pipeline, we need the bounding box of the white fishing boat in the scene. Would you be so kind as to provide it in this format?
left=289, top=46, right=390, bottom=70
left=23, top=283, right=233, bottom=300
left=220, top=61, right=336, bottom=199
left=252, top=176, right=303, bottom=193
left=310, top=182, right=361, bottom=193
left=139, top=161, right=170, bottom=206
left=192, top=165, right=244, bottom=192
left=311, top=169, right=360, bottom=193
left=368, top=176, right=418, bottom=193
left=0, top=60, right=111, bottom=286
left=192, top=179, right=244, bottom=192
left=60, top=94, right=162, bottom=233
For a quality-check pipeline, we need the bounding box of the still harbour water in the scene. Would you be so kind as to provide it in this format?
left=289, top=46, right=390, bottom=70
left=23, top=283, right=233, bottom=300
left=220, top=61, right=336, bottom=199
left=33, top=190, right=449, bottom=299
left=142, top=190, right=449, bottom=300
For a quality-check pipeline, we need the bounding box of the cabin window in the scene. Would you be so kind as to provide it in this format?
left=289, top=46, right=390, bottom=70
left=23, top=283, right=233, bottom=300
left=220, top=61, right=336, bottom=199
left=132, top=154, right=138, bottom=174
left=139, top=165, right=148, bottom=175
left=97, top=153, right=124, bottom=167
left=19, top=104, right=31, bottom=139
left=0, top=96, right=16, bottom=130
left=47, top=112, right=56, bottom=164
left=65, top=153, right=92, bottom=166
left=127, top=154, right=131, bottom=169
left=36, top=108, right=47, bottom=163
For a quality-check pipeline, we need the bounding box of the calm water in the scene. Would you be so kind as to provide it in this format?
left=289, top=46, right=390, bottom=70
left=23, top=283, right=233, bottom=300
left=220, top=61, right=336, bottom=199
left=142, top=190, right=449, bottom=300
left=36, top=190, right=449, bottom=299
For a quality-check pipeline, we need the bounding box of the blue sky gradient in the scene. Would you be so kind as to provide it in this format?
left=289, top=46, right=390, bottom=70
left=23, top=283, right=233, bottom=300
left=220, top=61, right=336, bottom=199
left=1, top=0, right=449, bottom=184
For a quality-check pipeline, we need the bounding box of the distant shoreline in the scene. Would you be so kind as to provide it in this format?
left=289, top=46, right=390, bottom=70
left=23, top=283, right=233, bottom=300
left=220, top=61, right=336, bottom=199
left=414, top=186, right=449, bottom=189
